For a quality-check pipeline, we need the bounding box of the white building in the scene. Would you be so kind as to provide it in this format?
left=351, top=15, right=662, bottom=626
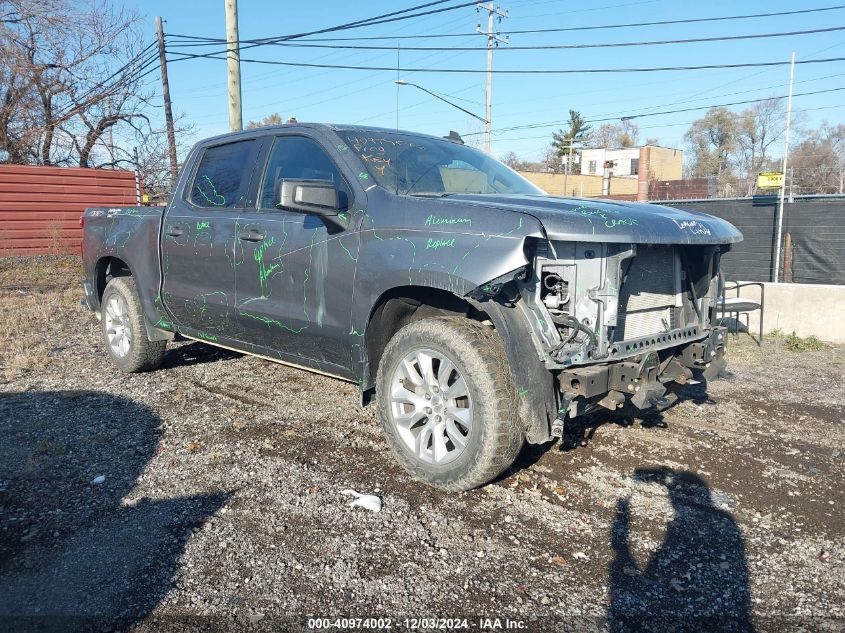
left=579, top=147, right=642, bottom=178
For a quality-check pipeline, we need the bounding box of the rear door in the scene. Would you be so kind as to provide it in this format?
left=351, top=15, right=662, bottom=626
left=233, top=133, right=359, bottom=376
left=160, top=138, right=261, bottom=340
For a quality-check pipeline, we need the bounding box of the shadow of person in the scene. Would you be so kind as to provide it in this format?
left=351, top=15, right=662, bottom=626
left=608, top=468, right=753, bottom=633
left=0, top=390, right=228, bottom=631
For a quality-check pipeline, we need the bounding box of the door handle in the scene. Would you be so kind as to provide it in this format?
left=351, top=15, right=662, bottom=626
left=238, top=228, right=265, bottom=242
left=165, top=225, right=183, bottom=237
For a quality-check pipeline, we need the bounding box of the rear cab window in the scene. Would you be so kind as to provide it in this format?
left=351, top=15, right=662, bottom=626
left=189, top=139, right=259, bottom=208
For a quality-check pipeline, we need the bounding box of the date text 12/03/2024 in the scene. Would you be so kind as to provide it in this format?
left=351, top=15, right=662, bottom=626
left=306, top=617, right=527, bottom=630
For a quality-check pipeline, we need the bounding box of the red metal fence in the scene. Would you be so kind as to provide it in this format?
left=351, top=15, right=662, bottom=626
left=0, top=165, right=138, bottom=255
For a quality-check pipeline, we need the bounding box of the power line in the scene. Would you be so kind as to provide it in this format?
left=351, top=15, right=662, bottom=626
left=52, top=43, right=160, bottom=120
left=166, top=1, right=479, bottom=60
left=166, top=4, right=845, bottom=42
left=166, top=25, right=845, bottom=52
left=166, top=52, right=845, bottom=75
left=460, top=88, right=845, bottom=137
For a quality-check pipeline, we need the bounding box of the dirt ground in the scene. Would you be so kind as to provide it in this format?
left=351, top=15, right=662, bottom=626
left=0, top=256, right=843, bottom=632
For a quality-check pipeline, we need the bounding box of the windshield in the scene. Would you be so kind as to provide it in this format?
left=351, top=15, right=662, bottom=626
left=337, top=130, right=543, bottom=197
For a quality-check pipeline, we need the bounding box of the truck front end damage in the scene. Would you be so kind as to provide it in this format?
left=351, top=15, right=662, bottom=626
left=530, top=240, right=729, bottom=422
left=464, top=200, right=741, bottom=443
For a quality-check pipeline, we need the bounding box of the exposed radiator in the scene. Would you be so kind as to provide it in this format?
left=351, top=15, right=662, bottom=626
left=615, top=246, right=677, bottom=341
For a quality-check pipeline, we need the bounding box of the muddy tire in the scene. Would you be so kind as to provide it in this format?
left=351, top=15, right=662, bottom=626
left=376, top=316, right=523, bottom=491
left=100, top=277, right=166, bottom=373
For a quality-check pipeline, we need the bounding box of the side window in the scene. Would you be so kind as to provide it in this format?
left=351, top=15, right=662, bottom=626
left=259, top=136, right=350, bottom=210
left=190, top=140, right=256, bottom=208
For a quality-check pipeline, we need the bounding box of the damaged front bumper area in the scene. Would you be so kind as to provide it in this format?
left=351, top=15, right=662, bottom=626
left=471, top=239, right=732, bottom=437
left=525, top=239, right=730, bottom=425
left=555, top=326, right=727, bottom=426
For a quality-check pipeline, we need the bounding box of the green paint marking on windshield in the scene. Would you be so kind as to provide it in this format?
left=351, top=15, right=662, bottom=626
left=357, top=171, right=369, bottom=180
left=240, top=311, right=307, bottom=334
left=196, top=221, right=211, bottom=231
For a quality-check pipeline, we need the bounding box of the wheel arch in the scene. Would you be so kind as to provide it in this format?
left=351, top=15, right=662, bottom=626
left=94, top=256, right=133, bottom=307
left=361, top=285, right=489, bottom=393
left=93, top=255, right=173, bottom=342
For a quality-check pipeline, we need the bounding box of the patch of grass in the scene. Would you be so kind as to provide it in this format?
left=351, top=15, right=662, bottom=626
left=785, top=332, right=825, bottom=352
left=0, top=255, right=82, bottom=288
left=0, top=284, right=78, bottom=380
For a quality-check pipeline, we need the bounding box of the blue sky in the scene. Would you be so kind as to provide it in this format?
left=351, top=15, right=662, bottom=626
left=125, top=0, right=845, bottom=160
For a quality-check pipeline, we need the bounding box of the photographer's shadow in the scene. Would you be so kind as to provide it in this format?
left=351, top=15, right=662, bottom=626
left=608, top=468, right=753, bottom=632
left=0, top=390, right=228, bottom=630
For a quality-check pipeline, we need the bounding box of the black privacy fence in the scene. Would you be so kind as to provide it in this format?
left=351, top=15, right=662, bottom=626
left=663, top=195, right=845, bottom=285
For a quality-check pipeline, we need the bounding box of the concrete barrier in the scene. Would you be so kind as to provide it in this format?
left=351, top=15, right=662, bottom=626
left=724, top=282, right=845, bottom=343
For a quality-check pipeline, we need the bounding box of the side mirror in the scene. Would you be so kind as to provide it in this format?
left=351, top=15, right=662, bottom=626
left=276, top=179, right=339, bottom=215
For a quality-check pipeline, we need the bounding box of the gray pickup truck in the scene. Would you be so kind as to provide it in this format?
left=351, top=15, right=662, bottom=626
left=82, top=123, right=741, bottom=490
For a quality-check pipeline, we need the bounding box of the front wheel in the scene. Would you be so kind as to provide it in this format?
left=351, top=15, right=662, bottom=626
left=376, top=316, right=523, bottom=491
left=100, top=277, right=166, bottom=373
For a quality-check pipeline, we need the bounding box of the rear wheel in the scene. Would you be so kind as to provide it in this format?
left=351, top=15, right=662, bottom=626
left=376, top=316, right=523, bottom=491
left=101, top=277, right=166, bottom=373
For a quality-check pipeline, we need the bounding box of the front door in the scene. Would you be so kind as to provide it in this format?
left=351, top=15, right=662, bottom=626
left=234, top=134, right=359, bottom=377
left=161, top=138, right=261, bottom=341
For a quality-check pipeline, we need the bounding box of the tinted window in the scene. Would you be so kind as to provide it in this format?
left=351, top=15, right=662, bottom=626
left=259, top=136, right=350, bottom=209
left=190, top=140, right=256, bottom=208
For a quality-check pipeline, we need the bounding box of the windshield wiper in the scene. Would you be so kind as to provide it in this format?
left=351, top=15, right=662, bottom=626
left=408, top=192, right=451, bottom=198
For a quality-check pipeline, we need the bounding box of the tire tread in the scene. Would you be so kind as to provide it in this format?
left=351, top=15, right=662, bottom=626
left=101, top=277, right=166, bottom=373
left=376, top=316, right=522, bottom=491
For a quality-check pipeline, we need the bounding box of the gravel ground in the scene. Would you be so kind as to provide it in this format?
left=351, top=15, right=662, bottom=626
left=0, top=256, right=843, bottom=632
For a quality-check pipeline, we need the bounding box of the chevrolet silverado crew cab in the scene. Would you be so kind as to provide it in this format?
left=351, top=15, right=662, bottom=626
left=82, top=123, right=741, bottom=491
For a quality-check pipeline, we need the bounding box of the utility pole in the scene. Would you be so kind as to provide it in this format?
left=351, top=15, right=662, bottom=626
left=155, top=16, right=179, bottom=189
left=476, top=2, right=507, bottom=155
left=225, top=0, right=243, bottom=132
left=562, top=140, right=577, bottom=197
left=773, top=51, right=795, bottom=284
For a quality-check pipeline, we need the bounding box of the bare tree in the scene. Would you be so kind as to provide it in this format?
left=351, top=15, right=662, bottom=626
left=500, top=151, right=529, bottom=171
left=790, top=123, right=845, bottom=194
left=246, top=113, right=283, bottom=129
left=589, top=121, right=640, bottom=148
left=0, top=0, right=157, bottom=167
left=684, top=107, right=738, bottom=193
left=735, top=98, right=788, bottom=195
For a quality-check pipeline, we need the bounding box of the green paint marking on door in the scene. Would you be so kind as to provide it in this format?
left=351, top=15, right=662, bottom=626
left=240, top=311, right=307, bottom=334
left=254, top=236, right=280, bottom=297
